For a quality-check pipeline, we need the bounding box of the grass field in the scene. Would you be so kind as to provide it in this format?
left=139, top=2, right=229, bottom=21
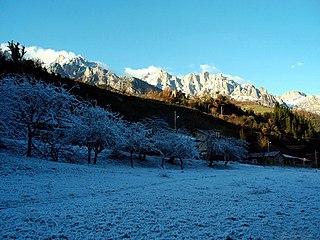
left=1, top=152, right=320, bottom=239
left=240, top=104, right=273, bottom=114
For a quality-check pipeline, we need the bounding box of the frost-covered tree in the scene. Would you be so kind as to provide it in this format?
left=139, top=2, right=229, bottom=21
left=142, top=117, right=171, bottom=133
left=122, top=121, right=155, bottom=168
left=153, top=129, right=199, bottom=169
left=0, top=75, right=79, bottom=157
left=170, top=132, right=200, bottom=169
left=37, top=123, right=76, bottom=161
left=211, top=137, right=248, bottom=166
left=69, top=102, right=125, bottom=164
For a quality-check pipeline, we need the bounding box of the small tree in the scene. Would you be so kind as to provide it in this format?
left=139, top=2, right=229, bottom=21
left=7, top=41, right=26, bottom=64
left=257, top=134, right=269, bottom=152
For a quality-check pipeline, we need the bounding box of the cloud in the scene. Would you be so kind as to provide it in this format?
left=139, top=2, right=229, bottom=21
left=200, top=64, right=220, bottom=74
left=124, top=66, right=162, bottom=78
left=291, top=62, right=303, bottom=69
left=0, top=43, right=8, bottom=49
left=0, top=43, right=76, bottom=64
left=24, top=46, right=76, bottom=64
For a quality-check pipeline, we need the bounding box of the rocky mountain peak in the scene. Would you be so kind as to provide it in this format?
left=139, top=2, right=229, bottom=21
left=46, top=54, right=159, bottom=95
left=259, top=87, right=268, bottom=95
left=22, top=45, right=320, bottom=114
left=67, top=55, right=87, bottom=66
left=282, top=91, right=307, bottom=99
left=54, top=54, right=66, bottom=64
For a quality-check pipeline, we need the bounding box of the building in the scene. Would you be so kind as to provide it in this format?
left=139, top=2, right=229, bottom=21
left=194, top=129, right=221, bottom=160
left=248, top=151, right=284, bottom=165
left=283, top=154, right=312, bottom=167
left=248, top=151, right=312, bottom=167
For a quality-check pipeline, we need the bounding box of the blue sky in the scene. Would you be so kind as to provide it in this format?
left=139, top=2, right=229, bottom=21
left=1, top=0, right=320, bottom=95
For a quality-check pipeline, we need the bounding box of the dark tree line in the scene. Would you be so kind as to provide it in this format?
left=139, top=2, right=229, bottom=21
left=188, top=94, right=318, bottom=141
left=271, top=102, right=316, bottom=139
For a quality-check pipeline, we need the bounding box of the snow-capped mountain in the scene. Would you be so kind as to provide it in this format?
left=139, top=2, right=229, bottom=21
left=139, top=68, right=284, bottom=107
left=16, top=45, right=320, bottom=114
left=131, top=67, right=320, bottom=113
left=281, top=91, right=320, bottom=114
left=46, top=55, right=160, bottom=95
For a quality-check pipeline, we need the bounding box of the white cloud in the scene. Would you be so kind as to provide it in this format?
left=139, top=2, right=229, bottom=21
left=200, top=64, right=220, bottom=74
left=0, top=43, right=76, bottom=64
left=291, top=62, right=303, bottom=69
left=124, top=66, right=162, bottom=78
left=24, top=46, right=76, bottom=64
left=0, top=43, right=8, bottom=50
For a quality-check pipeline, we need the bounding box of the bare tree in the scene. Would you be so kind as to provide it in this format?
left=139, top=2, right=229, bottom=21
left=7, top=41, right=26, bottom=64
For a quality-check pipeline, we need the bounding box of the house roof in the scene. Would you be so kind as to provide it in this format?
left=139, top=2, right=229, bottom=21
left=283, top=154, right=311, bottom=162
left=249, top=152, right=312, bottom=162
left=194, top=129, right=222, bottom=137
left=249, top=151, right=282, bottom=158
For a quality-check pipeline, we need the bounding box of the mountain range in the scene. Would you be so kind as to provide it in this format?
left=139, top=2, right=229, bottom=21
left=47, top=55, right=159, bottom=94
left=32, top=51, right=320, bottom=115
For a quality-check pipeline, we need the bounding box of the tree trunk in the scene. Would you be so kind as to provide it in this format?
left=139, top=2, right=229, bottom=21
left=208, top=150, right=214, bottom=167
left=27, top=129, right=33, bottom=157
left=93, top=150, right=98, bottom=165
left=224, top=154, right=229, bottom=166
left=130, top=151, right=134, bottom=168
left=209, top=159, right=213, bottom=167
left=51, top=146, right=58, bottom=161
left=87, top=144, right=92, bottom=164
left=93, top=143, right=104, bottom=165
left=168, top=156, right=175, bottom=165
left=161, top=157, right=165, bottom=168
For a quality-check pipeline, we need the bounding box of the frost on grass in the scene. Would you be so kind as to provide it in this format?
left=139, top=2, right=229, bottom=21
left=1, top=153, right=320, bottom=239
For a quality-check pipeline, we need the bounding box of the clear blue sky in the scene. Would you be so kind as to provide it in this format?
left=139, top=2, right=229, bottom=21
left=1, top=0, right=320, bottom=95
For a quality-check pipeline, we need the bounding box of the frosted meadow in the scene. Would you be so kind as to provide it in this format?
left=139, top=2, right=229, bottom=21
left=1, top=152, right=319, bottom=239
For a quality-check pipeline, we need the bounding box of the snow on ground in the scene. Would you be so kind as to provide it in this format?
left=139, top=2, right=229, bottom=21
left=1, top=152, right=320, bottom=239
